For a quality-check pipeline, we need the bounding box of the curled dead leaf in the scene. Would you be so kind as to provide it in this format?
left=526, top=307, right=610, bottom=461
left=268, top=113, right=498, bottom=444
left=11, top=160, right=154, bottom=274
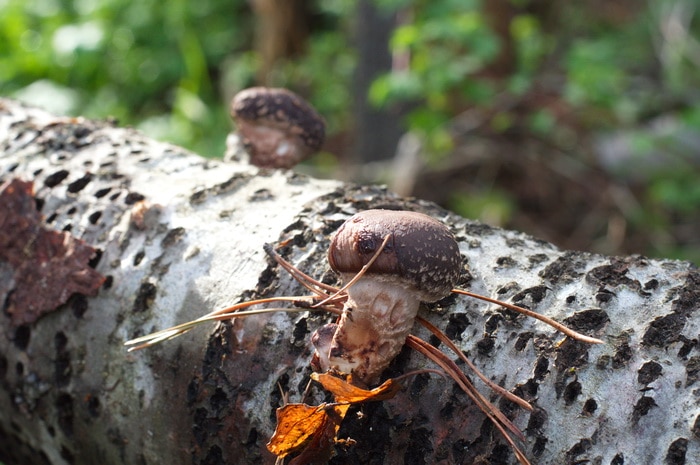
left=0, top=178, right=105, bottom=325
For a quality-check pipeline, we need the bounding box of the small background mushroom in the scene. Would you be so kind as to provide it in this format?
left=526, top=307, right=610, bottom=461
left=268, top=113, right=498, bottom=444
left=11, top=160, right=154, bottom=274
left=226, top=87, right=326, bottom=169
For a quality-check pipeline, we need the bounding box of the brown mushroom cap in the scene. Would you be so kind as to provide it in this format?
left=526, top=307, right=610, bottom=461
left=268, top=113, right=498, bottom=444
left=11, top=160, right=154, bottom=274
left=328, top=209, right=462, bottom=302
left=230, top=87, right=325, bottom=168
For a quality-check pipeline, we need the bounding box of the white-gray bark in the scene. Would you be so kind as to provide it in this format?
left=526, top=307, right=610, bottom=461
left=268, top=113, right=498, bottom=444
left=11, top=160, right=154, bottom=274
left=0, top=98, right=698, bottom=465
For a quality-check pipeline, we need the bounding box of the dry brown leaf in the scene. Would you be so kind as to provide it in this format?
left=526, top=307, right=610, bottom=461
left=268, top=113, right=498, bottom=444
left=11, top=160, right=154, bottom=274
left=311, top=372, right=402, bottom=404
left=267, top=402, right=349, bottom=462
left=0, top=178, right=105, bottom=325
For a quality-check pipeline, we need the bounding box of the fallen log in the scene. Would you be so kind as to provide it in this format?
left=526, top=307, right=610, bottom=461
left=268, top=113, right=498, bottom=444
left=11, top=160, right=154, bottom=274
left=0, top=98, right=698, bottom=465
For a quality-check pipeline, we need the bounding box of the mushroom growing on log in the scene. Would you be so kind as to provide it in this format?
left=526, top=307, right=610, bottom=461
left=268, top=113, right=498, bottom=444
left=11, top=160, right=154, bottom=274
left=227, top=87, right=326, bottom=168
left=0, top=98, right=699, bottom=465
left=314, top=209, right=463, bottom=384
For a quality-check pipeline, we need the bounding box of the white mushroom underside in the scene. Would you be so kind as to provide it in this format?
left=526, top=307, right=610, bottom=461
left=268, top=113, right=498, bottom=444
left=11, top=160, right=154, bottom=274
left=235, top=120, right=305, bottom=168
left=318, top=275, right=422, bottom=384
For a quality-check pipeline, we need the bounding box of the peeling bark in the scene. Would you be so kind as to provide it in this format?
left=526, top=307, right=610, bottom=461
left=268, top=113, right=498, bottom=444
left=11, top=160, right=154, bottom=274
left=0, top=98, right=698, bottom=465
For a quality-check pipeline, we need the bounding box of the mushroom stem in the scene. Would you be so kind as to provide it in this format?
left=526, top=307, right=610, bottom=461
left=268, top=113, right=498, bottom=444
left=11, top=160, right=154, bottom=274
left=318, top=276, right=422, bottom=385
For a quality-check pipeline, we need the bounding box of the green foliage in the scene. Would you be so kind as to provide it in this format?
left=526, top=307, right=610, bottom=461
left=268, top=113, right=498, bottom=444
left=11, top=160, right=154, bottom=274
left=1, top=0, right=698, bottom=263
left=1, top=0, right=250, bottom=156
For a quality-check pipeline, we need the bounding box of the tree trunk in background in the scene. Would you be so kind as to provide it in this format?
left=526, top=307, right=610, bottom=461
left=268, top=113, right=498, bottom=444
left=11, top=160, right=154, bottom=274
left=251, top=0, right=309, bottom=84
left=351, top=0, right=403, bottom=165
left=0, top=99, right=699, bottom=465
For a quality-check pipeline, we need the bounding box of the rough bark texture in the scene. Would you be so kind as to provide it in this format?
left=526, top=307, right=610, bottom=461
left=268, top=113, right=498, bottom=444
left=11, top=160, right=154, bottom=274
left=0, top=98, right=698, bottom=465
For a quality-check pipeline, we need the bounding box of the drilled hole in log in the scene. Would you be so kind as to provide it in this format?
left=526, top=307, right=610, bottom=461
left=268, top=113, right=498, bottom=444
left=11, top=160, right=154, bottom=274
left=87, top=210, right=102, bottom=225
left=13, top=325, right=30, bottom=350
left=44, top=170, right=69, bottom=188
left=67, top=173, right=93, bottom=193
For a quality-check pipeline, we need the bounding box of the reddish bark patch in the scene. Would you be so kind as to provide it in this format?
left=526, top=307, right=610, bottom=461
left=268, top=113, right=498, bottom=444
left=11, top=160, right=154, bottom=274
left=0, top=178, right=105, bottom=325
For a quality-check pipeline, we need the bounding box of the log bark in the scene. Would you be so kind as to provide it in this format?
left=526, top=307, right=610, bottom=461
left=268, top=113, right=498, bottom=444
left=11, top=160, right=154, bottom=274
left=0, top=98, right=698, bottom=465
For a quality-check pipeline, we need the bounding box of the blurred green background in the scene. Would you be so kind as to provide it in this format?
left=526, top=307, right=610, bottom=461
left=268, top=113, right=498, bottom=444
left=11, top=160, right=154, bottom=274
left=2, top=0, right=699, bottom=264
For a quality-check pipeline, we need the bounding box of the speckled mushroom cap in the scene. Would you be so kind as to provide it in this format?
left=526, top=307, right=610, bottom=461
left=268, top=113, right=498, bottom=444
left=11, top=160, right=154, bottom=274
left=328, top=209, right=462, bottom=302
left=230, top=87, right=325, bottom=168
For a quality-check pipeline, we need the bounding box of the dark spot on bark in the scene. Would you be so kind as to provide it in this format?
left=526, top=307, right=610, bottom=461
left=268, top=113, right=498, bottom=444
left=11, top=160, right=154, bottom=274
left=631, top=395, right=657, bottom=425
left=56, top=393, right=74, bottom=437
left=16, top=361, right=24, bottom=376
left=249, top=188, right=273, bottom=201
left=13, top=325, right=30, bottom=350
left=487, top=443, right=511, bottom=464
left=596, top=354, right=611, bottom=369
left=109, top=191, right=121, bottom=201
left=0, top=355, right=7, bottom=380
left=445, top=312, right=470, bottom=340
left=532, top=436, right=548, bottom=458
left=67, top=206, right=77, bottom=215
left=186, top=378, right=200, bottom=405
left=665, top=438, right=688, bottom=465
left=677, top=337, right=696, bottom=359
left=539, top=252, right=585, bottom=284
left=87, top=210, right=102, bottom=224
left=87, top=394, right=100, bottom=417
left=193, top=407, right=222, bottom=447
left=512, top=285, right=548, bottom=304
left=644, top=279, right=659, bottom=290
left=582, top=398, right=597, bottom=415
left=133, top=250, right=145, bottom=266
left=66, top=173, right=93, bottom=193
left=525, top=406, right=547, bottom=436
left=87, top=248, right=102, bottom=268
left=563, top=309, right=610, bottom=332
left=55, top=332, right=71, bottom=387
left=46, top=212, right=57, bottom=223
left=563, top=380, right=582, bottom=405
left=409, top=372, right=431, bottom=400
left=529, top=253, right=549, bottom=266
left=102, top=275, right=113, bottom=289
left=642, top=313, right=686, bottom=348
left=476, top=336, right=495, bottom=356
left=484, top=314, right=502, bottom=333
left=94, top=187, right=112, bottom=198
left=269, top=373, right=289, bottom=422
left=566, top=438, right=592, bottom=460
left=638, top=361, right=663, bottom=385
left=209, top=388, right=228, bottom=416
left=332, top=401, right=390, bottom=464
left=44, top=170, right=70, bottom=187
left=612, top=342, right=633, bottom=369
left=132, top=281, right=157, bottom=312
left=534, top=356, right=549, bottom=381
left=34, top=196, right=45, bottom=211
left=124, top=192, right=145, bottom=205
left=685, top=356, right=700, bottom=387
left=60, top=445, right=75, bottom=464
left=201, top=445, right=223, bottom=465
left=70, top=294, right=88, bottom=318
left=245, top=427, right=258, bottom=446
left=404, top=427, right=433, bottom=465
left=495, top=256, right=517, bottom=268
left=586, top=258, right=643, bottom=293
left=497, top=281, right=519, bottom=295
left=161, top=227, right=186, bottom=247
left=566, top=294, right=576, bottom=304
left=672, top=271, right=700, bottom=316
left=514, top=331, right=534, bottom=351
left=292, top=317, right=308, bottom=346
left=555, top=339, right=589, bottom=371
left=596, top=289, right=615, bottom=304
left=611, top=453, right=625, bottom=465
